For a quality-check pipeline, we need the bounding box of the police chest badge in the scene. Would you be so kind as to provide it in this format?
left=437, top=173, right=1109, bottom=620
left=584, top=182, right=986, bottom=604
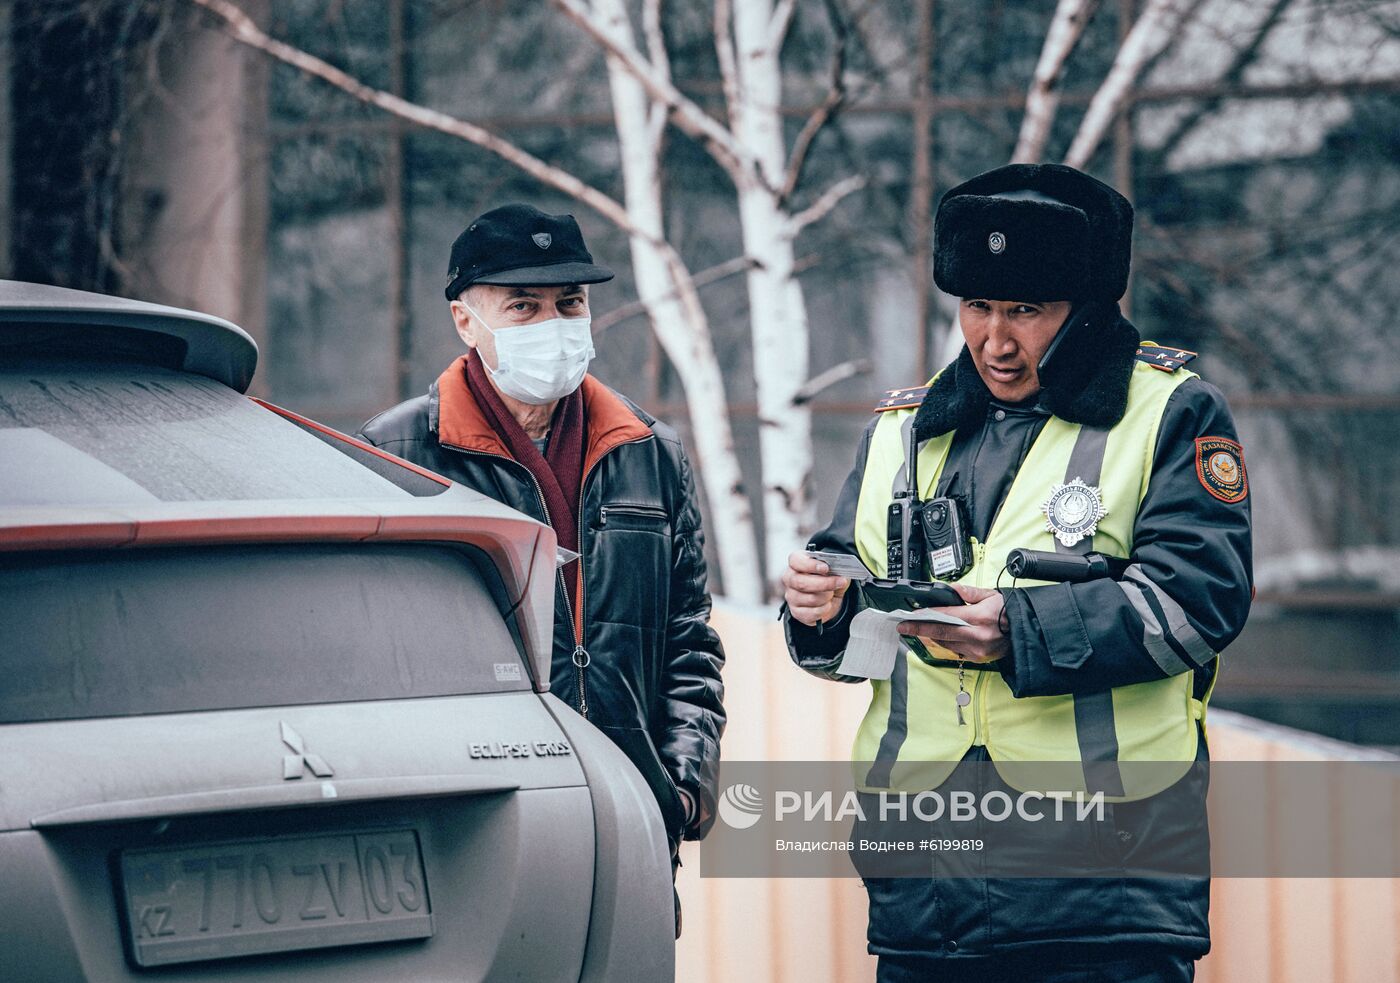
left=1041, top=477, right=1108, bottom=548
left=1195, top=436, right=1247, bottom=503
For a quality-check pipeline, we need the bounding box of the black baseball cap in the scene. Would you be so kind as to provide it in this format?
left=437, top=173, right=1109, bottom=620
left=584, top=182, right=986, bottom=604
left=444, top=203, right=615, bottom=301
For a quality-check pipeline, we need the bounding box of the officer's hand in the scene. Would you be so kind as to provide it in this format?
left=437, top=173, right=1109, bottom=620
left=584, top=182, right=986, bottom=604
left=897, top=583, right=1010, bottom=664
left=782, top=551, right=851, bottom=627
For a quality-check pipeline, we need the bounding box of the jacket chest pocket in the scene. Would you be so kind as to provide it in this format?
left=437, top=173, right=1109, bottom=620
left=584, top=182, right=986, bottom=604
left=596, top=503, right=670, bottom=530
left=589, top=503, right=671, bottom=631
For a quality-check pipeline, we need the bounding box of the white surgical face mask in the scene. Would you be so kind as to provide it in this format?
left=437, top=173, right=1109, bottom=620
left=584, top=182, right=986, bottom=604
left=464, top=302, right=595, bottom=405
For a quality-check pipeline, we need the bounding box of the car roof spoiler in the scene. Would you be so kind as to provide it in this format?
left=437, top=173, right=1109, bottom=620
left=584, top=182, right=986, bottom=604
left=0, top=279, right=258, bottom=393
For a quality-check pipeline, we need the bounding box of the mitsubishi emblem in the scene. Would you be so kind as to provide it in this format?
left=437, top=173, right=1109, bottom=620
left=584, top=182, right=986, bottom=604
left=280, top=721, right=334, bottom=779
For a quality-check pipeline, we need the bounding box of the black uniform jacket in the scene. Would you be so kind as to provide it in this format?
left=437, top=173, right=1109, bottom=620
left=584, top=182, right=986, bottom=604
left=358, top=358, right=726, bottom=847
left=785, top=319, right=1253, bottom=960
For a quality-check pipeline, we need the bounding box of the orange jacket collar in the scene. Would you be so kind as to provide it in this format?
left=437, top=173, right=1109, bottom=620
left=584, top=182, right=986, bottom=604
left=434, top=355, right=653, bottom=472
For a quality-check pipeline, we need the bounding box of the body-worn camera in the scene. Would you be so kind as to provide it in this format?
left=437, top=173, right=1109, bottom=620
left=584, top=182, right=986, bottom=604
left=919, top=496, right=974, bottom=580
left=885, top=496, right=972, bottom=581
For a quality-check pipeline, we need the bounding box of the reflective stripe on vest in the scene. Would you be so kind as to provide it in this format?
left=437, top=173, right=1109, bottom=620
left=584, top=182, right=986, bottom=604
left=852, top=361, right=1207, bottom=800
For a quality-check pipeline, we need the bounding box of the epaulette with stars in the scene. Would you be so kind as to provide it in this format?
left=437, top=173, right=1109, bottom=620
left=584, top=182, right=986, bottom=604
left=875, top=385, right=931, bottom=412
left=1135, top=343, right=1198, bottom=373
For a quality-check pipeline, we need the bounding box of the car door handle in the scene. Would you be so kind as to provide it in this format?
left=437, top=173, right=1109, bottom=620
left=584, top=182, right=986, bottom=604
left=31, top=774, right=521, bottom=828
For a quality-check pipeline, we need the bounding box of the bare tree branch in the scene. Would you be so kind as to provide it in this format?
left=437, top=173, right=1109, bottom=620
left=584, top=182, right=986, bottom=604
left=1065, top=0, right=1200, bottom=168
left=1144, top=0, right=1292, bottom=167
left=645, top=94, right=668, bottom=153
left=1135, top=216, right=1312, bottom=392
left=1012, top=0, right=1102, bottom=163
left=778, top=0, right=850, bottom=205
left=769, top=0, right=798, bottom=48
left=188, top=0, right=655, bottom=244
left=552, top=0, right=750, bottom=181
left=789, top=174, right=866, bottom=232
left=792, top=358, right=872, bottom=404
left=642, top=0, right=669, bottom=153
left=713, top=0, right=742, bottom=131
left=593, top=254, right=760, bottom=332
left=641, top=0, right=668, bottom=79
left=834, top=0, right=922, bottom=111
left=784, top=113, right=843, bottom=206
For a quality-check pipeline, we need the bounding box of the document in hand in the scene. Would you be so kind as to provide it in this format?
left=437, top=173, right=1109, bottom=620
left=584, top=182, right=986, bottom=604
left=804, top=550, right=875, bottom=582
left=836, top=607, right=970, bottom=680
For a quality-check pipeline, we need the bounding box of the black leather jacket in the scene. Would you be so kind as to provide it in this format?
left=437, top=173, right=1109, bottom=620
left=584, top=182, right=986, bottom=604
left=358, top=359, right=725, bottom=845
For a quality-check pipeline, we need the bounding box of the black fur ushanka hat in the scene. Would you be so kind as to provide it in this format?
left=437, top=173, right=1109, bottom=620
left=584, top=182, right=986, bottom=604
left=932, top=163, right=1133, bottom=303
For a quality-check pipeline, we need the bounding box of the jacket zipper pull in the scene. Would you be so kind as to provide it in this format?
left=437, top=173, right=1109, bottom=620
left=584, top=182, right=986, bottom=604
left=572, top=645, right=591, bottom=716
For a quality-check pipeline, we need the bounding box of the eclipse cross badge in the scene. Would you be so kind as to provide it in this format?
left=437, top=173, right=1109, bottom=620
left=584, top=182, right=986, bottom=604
left=280, top=721, right=333, bottom=780
left=532, top=232, right=552, bottom=249
left=1041, top=477, right=1108, bottom=548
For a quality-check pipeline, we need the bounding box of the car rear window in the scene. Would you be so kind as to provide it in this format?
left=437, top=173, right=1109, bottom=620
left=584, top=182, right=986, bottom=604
left=0, top=361, right=415, bottom=504
left=0, top=543, right=531, bottom=723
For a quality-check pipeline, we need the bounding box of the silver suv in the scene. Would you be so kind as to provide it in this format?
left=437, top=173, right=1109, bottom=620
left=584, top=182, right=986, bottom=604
left=0, top=281, right=673, bottom=981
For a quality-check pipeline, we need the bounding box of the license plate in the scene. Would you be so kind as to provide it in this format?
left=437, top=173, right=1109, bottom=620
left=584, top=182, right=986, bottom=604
left=119, top=829, right=432, bottom=967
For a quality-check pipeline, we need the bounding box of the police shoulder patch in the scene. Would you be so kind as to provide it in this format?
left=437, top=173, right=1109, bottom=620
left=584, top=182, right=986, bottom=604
left=1135, top=343, right=1198, bottom=373
left=875, top=385, right=931, bottom=413
left=1195, top=436, right=1247, bottom=503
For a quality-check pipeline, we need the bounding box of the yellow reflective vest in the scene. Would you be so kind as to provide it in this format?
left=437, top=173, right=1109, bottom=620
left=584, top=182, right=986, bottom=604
left=852, top=360, right=1209, bottom=800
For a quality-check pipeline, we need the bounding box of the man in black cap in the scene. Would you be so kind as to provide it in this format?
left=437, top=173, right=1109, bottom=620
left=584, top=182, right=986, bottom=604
left=781, top=165, right=1252, bottom=981
left=357, top=204, right=726, bottom=924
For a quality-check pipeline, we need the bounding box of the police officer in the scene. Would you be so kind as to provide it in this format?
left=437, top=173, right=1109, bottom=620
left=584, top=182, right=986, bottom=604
left=782, top=164, right=1252, bottom=982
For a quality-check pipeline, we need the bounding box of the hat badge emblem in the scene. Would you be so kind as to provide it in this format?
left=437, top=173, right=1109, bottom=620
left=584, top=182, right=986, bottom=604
left=988, top=231, right=1007, bottom=255
left=532, top=232, right=552, bottom=250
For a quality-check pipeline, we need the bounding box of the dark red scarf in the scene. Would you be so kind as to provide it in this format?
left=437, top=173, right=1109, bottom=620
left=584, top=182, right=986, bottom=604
left=463, top=352, right=585, bottom=607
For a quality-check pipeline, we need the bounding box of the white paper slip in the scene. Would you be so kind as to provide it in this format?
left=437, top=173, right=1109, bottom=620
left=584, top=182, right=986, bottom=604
left=804, top=550, right=874, bottom=582
left=835, top=606, right=971, bottom=680
left=835, top=609, right=904, bottom=679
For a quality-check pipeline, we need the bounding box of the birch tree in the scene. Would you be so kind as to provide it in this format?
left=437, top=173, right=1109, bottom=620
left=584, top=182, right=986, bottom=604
left=1012, top=0, right=1101, bottom=164
left=555, top=0, right=865, bottom=586
left=188, top=0, right=766, bottom=600
left=1014, top=0, right=1204, bottom=168
left=935, top=0, right=1201, bottom=363
left=1064, top=0, right=1204, bottom=167
left=588, top=0, right=766, bottom=603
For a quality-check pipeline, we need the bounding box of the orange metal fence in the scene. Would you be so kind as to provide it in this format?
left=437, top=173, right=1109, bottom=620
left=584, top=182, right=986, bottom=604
left=674, top=603, right=1400, bottom=983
